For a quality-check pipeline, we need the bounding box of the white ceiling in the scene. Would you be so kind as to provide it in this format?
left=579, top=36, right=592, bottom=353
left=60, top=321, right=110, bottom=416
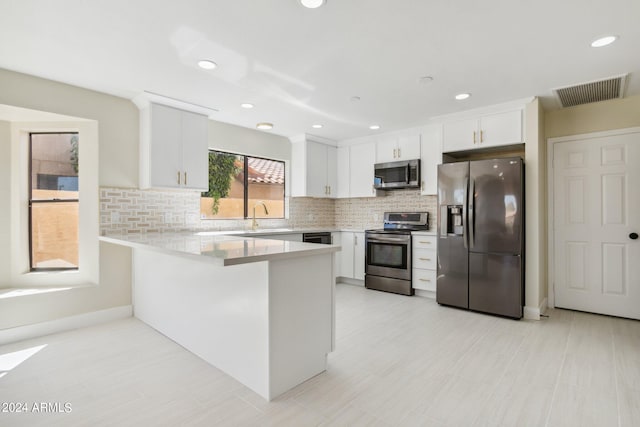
left=1, top=0, right=638, bottom=141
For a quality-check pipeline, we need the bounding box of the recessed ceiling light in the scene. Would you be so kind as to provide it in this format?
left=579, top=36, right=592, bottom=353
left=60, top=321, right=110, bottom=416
left=369, top=125, right=381, bottom=130
left=241, top=103, right=254, bottom=109
left=312, top=124, right=323, bottom=129
left=256, top=122, right=273, bottom=130
left=300, top=0, right=326, bottom=8
left=419, top=76, right=434, bottom=85
left=455, top=93, right=471, bottom=100
left=591, top=35, right=618, bottom=48
left=197, top=60, right=217, bottom=70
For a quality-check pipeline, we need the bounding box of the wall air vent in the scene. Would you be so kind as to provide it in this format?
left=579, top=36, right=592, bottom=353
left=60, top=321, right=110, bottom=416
left=553, top=74, right=627, bottom=108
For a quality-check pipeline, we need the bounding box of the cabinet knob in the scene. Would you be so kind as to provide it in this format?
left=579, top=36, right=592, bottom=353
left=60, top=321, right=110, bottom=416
left=630, top=232, right=639, bottom=240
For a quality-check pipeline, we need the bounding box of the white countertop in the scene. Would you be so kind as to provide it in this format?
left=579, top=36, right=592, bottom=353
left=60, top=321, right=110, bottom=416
left=100, top=231, right=340, bottom=267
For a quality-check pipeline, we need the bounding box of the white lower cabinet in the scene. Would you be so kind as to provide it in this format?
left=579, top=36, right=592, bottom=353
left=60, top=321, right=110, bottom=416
left=353, top=232, right=365, bottom=280
left=337, top=231, right=365, bottom=281
left=412, top=232, right=437, bottom=294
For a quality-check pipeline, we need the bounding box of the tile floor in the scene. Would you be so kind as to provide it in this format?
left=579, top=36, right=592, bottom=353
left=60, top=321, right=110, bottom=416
left=0, top=283, right=639, bottom=426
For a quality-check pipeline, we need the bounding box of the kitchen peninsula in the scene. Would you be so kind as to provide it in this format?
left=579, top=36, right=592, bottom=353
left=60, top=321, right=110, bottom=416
left=100, top=231, right=340, bottom=401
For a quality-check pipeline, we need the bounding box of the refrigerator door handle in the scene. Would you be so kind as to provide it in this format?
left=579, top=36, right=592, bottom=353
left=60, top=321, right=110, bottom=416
left=469, top=178, right=475, bottom=248
left=462, top=178, right=469, bottom=248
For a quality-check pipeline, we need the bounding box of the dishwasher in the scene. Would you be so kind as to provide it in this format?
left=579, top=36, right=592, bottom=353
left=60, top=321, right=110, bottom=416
left=302, top=232, right=332, bottom=244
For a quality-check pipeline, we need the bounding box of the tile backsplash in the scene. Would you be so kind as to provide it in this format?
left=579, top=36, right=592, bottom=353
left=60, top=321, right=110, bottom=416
left=335, top=190, right=437, bottom=231
left=100, top=187, right=436, bottom=235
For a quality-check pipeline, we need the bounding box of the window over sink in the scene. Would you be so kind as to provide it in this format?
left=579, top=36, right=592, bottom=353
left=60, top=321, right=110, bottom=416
left=200, top=150, right=285, bottom=220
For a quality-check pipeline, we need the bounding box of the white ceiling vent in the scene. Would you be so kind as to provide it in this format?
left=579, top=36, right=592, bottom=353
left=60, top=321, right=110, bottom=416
left=553, top=74, right=627, bottom=108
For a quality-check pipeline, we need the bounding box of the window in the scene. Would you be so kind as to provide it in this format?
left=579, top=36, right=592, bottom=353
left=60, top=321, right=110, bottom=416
left=200, top=150, right=285, bottom=219
left=29, top=132, right=79, bottom=270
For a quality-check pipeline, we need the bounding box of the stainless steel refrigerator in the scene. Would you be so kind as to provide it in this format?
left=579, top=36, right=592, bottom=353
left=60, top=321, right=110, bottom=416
left=437, top=158, right=524, bottom=319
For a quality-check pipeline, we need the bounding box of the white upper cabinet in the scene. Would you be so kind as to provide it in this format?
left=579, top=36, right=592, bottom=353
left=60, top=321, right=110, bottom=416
left=420, top=124, right=442, bottom=195
left=349, top=141, right=377, bottom=198
left=336, top=146, right=350, bottom=198
left=140, top=103, right=208, bottom=191
left=376, top=131, right=421, bottom=163
left=442, top=109, right=523, bottom=153
left=291, top=137, right=337, bottom=198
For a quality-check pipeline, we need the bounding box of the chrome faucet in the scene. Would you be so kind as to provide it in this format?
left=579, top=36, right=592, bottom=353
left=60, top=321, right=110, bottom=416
left=251, top=201, right=269, bottom=230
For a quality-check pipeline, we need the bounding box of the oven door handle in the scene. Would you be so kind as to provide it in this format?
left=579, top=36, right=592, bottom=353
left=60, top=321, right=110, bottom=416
left=366, top=237, right=410, bottom=244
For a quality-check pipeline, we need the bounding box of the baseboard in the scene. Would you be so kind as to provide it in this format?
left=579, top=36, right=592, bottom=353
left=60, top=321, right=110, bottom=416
left=337, top=277, right=364, bottom=286
left=523, top=297, right=548, bottom=320
left=0, top=305, right=133, bottom=346
left=414, top=289, right=436, bottom=299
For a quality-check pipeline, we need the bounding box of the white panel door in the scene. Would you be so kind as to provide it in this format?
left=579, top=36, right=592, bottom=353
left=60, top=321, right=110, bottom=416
left=553, top=131, right=640, bottom=319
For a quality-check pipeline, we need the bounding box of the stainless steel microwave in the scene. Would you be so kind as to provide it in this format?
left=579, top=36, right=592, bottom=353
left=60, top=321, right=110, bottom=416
left=374, top=159, right=420, bottom=190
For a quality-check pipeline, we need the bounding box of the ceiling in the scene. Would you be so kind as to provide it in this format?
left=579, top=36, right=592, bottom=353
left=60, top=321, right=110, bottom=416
left=1, top=0, right=638, bottom=141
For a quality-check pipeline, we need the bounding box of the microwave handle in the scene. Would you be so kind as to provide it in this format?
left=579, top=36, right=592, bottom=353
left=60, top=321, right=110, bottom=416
left=405, top=164, right=410, bottom=183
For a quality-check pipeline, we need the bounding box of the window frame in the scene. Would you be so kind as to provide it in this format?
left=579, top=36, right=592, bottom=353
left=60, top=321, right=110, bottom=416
left=28, top=132, right=80, bottom=272
left=202, top=149, right=286, bottom=220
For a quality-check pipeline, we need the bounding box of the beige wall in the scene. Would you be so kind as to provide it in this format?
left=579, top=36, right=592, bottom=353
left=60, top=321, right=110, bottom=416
left=0, top=69, right=136, bottom=329
left=524, top=98, right=546, bottom=316
left=546, top=94, right=640, bottom=138
left=209, top=120, right=291, bottom=163
left=0, top=68, right=139, bottom=188
left=543, top=94, right=640, bottom=314
left=0, top=68, right=295, bottom=331
left=0, top=120, right=10, bottom=286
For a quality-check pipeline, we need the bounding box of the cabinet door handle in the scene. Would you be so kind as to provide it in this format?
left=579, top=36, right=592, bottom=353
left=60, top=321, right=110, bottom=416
left=419, top=241, right=432, bottom=244
left=419, top=257, right=431, bottom=261
left=398, top=148, right=401, bottom=158
left=419, top=278, right=431, bottom=282
left=473, top=131, right=477, bottom=144
left=184, top=172, right=187, bottom=186
left=480, top=130, right=484, bottom=143
left=177, top=171, right=181, bottom=185
left=328, top=185, right=331, bottom=195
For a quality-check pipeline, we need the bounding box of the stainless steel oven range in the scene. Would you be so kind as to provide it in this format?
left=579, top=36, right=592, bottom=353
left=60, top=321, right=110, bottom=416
left=365, top=212, right=429, bottom=296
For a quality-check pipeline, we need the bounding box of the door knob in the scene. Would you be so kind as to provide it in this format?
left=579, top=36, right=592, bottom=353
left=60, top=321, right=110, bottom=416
left=630, top=232, right=639, bottom=240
